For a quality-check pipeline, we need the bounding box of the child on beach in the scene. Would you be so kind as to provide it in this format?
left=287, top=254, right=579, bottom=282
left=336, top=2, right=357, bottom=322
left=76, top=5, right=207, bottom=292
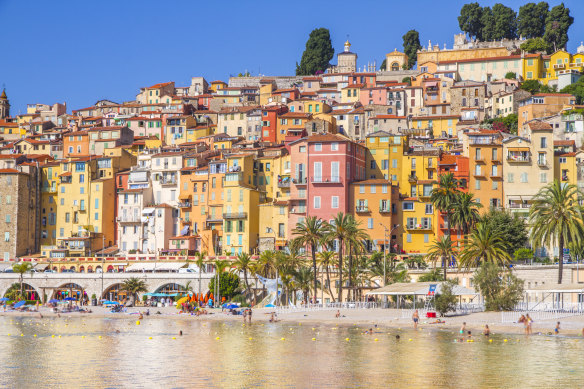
left=555, top=322, right=560, bottom=335
left=526, top=314, right=533, bottom=335
left=412, top=310, right=419, bottom=330
left=335, top=310, right=340, bottom=318
left=460, top=322, right=466, bottom=334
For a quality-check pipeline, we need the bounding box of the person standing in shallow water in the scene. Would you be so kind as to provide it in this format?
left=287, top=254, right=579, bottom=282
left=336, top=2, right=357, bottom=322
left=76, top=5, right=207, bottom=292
left=412, top=310, right=419, bottom=330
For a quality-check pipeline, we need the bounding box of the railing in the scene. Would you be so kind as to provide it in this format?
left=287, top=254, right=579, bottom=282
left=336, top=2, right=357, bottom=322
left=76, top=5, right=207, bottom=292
left=178, top=202, right=191, bottom=208
left=408, top=175, right=418, bottom=182
left=311, top=176, right=342, bottom=184
left=223, top=212, right=248, bottom=219
left=507, top=155, right=530, bottom=163
left=277, top=180, right=291, bottom=188
left=276, top=302, right=379, bottom=313
left=501, top=306, right=584, bottom=323
left=161, top=178, right=177, bottom=185
left=406, top=224, right=432, bottom=230
left=292, top=177, right=307, bottom=185
left=117, top=216, right=143, bottom=223
left=508, top=203, right=530, bottom=209
left=379, top=207, right=391, bottom=213
left=355, top=206, right=369, bottom=213
left=537, top=160, right=548, bottom=167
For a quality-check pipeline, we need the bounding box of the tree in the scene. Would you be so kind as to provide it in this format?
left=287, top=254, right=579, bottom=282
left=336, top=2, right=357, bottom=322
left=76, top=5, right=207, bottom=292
left=292, top=267, right=315, bottom=304
left=450, top=192, right=482, bottom=236
left=521, top=79, right=543, bottom=94
left=529, top=180, right=584, bottom=284
left=480, top=6, right=496, bottom=42
left=520, top=37, right=550, bottom=53
left=317, top=251, right=337, bottom=302
left=402, top=77, right=412, bottom=86
left=344, top=215, right=369, bottom=301
left=296, top=28, right=334, bottom=76
left=120, top=278, right=148, bottom=306
left=505, top=72, right=517, bottom=79
left=418, top=268, right=445, bottom=282
left=458, top=2, right=484, bottom=40
left=431, top=173, right=460, bottom=244
left=208, top=272, right=240, bottom=301
left=232, top=252, right=253, bottom=296
left=426, top=236, right=457, bottom=278
left=472, top=262, right=524, bottom=311
left=459, top=222, right=512, bottom=269
left=491, top=3, right=518, bottom=40
left=12, top=262, right=32, bottom=299
left=293, top=216, right=326, bottom=303
left=379, top=58, right=386, bottom=71
left=480, top=209, right=528, bottom=255
left=514, top=248, right=534, bottom=263
left=543, top=4, right=573, bottom=52
left=402, top=30, right=422, bottom=69
left=434, top=281, right=458, bottom=316
left=517, top=2, right=549, bottom=39
left=561, top=78, right=584, bottom=104
left=194, top=250, right=207, bottom=295
left=324, top=212, right=354, bottom=302
left=256, top=250, right=276, bottom=278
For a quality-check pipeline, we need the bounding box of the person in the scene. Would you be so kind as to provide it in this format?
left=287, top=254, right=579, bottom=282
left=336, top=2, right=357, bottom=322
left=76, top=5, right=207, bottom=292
left=483, top=325, right=490, bottom=337
left=467, top=331, right=472, bottom=340
left=555, top=321, right=560, bottom=335
left=145, top=309, right=150, bottom=316
left=247, top=308, right=252, bottom=323
left=526, top=314, right=533, bottom=335
left=179, top=330, right=183, bottom=336
left=460, top=322, right=466, bottom=334
left=518, top=314, right=527, bottom=335
left=138, top=312, right=143, bottom=320
left=335, top=310, right=340, bottom=318
left=395, top=335, right=400, bottom=340
left=269, top=313, right=275, bottom=322
left=242, top=309, right=247, bottom=322
left=412, top=310, right=419, bottom=330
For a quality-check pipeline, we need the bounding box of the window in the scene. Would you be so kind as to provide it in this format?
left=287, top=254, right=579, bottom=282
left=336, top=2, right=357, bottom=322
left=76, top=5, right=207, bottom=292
left=314, top=143, right=322, bottom=151
left=540, top=172, right=547, bottom=183
left=540, top=137, right=547, bottom=148
left=332, top=196, right=339, bottom=208
left=370, top=185, right=376, bottom=194
left=508, top=173, right=514, bottom=183
left=4, top=232, right=8, bottom=242
left=403, top=202, right=414, bottom=211
left=520, top=172, right=528, bottom=183
left=359, top=185, right=365, bottom=194
left=314, top=196, right=321, bottom=209
left=4, top=215, right=9, bottom=223
left=331, top=142, right=338, bottom=151
left=425, top=204, right=433, bottom=214
left=475, top=180, right=481, bottom=190
left=406, top=234, right=412, bottom=243
left=367, top=218, right=373, bottom=229
left=382, top=184, right=388, bottom=194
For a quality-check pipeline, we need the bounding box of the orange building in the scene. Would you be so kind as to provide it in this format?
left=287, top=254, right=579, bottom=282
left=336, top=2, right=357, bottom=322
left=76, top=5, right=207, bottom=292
left=63, top=131, right=90, bottom=157
left=467, top=130, right=503, bottom=210
left=518, top=93, right=575, bottom=130
left=277, top=112, right=312, bottom=144
left=437, top=154, right=469, bottom=242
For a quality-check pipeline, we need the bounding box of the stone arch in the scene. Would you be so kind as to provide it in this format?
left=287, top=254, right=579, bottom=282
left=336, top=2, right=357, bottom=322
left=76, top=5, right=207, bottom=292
left=79, top=266, right=85, bottom=273
left=3, top=282, right=41, bottom=301
left=52, top=282, right=87, bottom=301
left=102, top=283, right=128, bottom=302
left=391, top=62, right=400, bottom=71
left=106, top=265, right=115, bottom=273
left=87, top=265, right=94, bottom=273
left=154, top=283, right=184, bottom=294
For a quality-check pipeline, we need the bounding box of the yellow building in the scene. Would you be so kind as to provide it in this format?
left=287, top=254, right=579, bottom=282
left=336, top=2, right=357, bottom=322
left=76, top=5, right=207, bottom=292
left=411, top=115, right=459, bottom=137
left=398, top=196, right=438, bottom=255
left=341, top=85, right=361, bottom=103
left=40, top=161, right=61, bottom=256
left=523, top=50, right=584, bottom=84
left=185, top=124, right=215, bottom=143
left=364, top=132, right=407, bottom=183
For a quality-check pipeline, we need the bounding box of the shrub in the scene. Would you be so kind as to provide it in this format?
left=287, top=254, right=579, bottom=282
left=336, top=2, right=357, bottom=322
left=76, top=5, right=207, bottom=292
left=472, top=262, right=524, bottom=311
left=434, top=281, right=458, bottom=316
left=209, top=272, right=241, bottom=300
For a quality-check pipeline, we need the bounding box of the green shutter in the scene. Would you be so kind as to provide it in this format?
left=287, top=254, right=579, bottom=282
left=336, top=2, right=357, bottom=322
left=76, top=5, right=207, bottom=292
left=379, top=199, right=383, bottom=211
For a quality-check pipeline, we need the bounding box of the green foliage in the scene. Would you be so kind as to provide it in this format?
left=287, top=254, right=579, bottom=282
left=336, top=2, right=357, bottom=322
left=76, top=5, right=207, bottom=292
left=458, top=2, right=484, bottom=40
left=402, top=77, right=412, bottom=86
left=296, top=28, right=334, bottom=76
left=543, top=3, right=574, bottom=52
left=451, top=192, right=482, bottom=235
left=472, top=262, right=524, bottom=311
left=404, top=255, right=428, bottom=270
left=418, top=269, right=444, bottom=282
left=380, top=59, right=386, bottom=71
left=561, top=77, right=584, bottom=104
left=521, top=79, right=543, bottom=94
left=517, top=2, right=549, bottom=39
left=482, top=113, right=519, bottom=134
left=491, top=3, right=518, bottom=40
left=459, top=222, right=512, bottom=269
left=434, top=281, right=458, bottom=316
left=480, top=209, right=528, bottom=255
left=209, top=272, right=241, bottom=300
left=504, top=72, right=517, bottom=79
left=529, top=180, right=584, bottom=283
left=514, top=248, right=534, bottom=262
left=520, top=37, right=550, bottom=53
left=402, top=30, right=422, bottom=69
left=230, top=293, right=250, bottom=307
left=4, top=283, right=23, bottom=301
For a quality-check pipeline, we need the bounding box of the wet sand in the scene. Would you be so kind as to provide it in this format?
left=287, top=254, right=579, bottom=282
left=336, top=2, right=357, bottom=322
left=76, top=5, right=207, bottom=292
left=1, top=306, right=583, bottom=337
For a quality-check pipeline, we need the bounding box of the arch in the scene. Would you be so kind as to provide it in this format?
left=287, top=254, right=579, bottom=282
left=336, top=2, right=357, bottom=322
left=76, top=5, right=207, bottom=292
left=79, top=266, right=85, bottom=273
left=102, top=283, right=128, bottom=302
left=87, top=265, right=93, bottom=273
left=60, top=266, right=66, bottom=272
left=391, top=62, right=400, bottom=71
left=3, top=283, right=41, bottom=301
left=52, top=266, right=58, bottom=272
left=52, top=283, right=87, bottom=302
left=95, top=265, right=102, bottom=273
left=106, top=265, right=114, bottom=273
left=154, top=283, right=184, bottom=295
left=69, top=266, right=76, bottom=272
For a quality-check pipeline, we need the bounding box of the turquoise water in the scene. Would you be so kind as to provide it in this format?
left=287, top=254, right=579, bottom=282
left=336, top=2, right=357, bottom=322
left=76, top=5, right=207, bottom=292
left=0, top=316, right=581, bottom=388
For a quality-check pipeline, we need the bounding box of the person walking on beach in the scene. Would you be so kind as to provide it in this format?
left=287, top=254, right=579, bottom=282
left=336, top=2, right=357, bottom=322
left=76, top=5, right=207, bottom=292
left=526, top=314, right=533, bottom=335
left=412, top=310, right=419, bottom=330
left=555, top=322, right=560, bottom=335
left=518, top=314, right=527, bottom=335
left=247, top=308, right=252, bottom=323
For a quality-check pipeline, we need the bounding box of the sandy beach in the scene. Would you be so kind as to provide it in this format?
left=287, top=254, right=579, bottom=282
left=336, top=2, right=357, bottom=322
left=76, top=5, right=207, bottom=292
left=2, top=306, right=584, bottom=337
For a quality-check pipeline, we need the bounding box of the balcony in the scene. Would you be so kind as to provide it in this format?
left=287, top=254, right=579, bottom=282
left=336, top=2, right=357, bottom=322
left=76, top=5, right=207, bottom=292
left=553, top=63, right=566, bottom=69
left=223, top=212, right=248, bottom=219
left=474, top=156, right=485, bottom=163
left=206, top=215, right=223, bottom=224
left=379, top=207, right=391, bottom=213
left=439, top=223, right=450, bottom=230
left=408, top=175, right=418, bottom=183
left=508, top=202, right=530, bottom=209
left=277, top=177, right=291, bottom=188
left=117, top=215, right=143, bottom=223
left=537, top=159, right=548, bottom=167
left=311, top=176, right=343, bottom=184
left=491, top=173, right=503, bottom=180
left=292, top=177, right=307, bottom=185
left=406, top=223, right=432, bottom=230
left=492, top=157, right=502, bottom=164
left=178, top=201, right=191, bottom=208
left=290, top=207, right=306, bottom=214
left=160, top=177, right=177, bottom=185
left=507, top=154, right=530, bottom=163
left=355, top=205, right=369, bottom=213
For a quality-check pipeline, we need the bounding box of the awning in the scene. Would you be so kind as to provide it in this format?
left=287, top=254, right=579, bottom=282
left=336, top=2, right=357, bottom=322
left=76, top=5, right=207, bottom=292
left=0, top=264, right=12, bottom=272
left=507, top=147, right=530, bottom=152
left=142, top=208, right=155, bottom=215
left=126, top=262, right=157, bottom=272
left=155, top=262, right=187, bottom=272
left=366, top=282, right=478, bottom=296
left=34, top=264, right=49, bottom=271
left=180, top=226, right=189, bottom=236
left=425, top=81, right=438, bottom=87
left=141, top=216, right=149, bottom=223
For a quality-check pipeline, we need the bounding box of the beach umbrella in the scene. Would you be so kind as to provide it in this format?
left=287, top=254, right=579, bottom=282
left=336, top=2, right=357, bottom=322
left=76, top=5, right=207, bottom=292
left=225, top=304, right=239, bottom=309
left=64, top=297, right=75, bottom=301
left=13, top=301, right=25, bottom=308
left=48, top=299, right=59, bottom=304
left=176, top=296, right=189, bottom=307
left=0, top=297, right=9, bottom=302
left=265, top=304, right=276, bottom=308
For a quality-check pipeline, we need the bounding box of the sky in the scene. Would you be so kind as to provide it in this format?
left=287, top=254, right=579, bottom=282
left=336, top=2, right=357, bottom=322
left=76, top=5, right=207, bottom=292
left=1, top=0, right=584, bottom=113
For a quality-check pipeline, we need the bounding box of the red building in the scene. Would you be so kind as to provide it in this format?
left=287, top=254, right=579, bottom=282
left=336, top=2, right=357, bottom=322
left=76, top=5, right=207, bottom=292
left=261, top=105, right=287, bottom=143
left=113, top=170, right=130, bottom=245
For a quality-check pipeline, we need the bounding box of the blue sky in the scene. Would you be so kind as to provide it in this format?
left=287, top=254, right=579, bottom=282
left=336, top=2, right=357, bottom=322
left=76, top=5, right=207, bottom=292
left=1, top=0, right=583, bottom=113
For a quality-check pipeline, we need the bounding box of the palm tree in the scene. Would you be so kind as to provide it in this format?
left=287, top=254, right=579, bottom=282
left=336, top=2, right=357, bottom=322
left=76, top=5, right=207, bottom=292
left=529, top=180, right=584, bottom=284
left=458, top=222, right=511, bottom=269
left=450, top=192, right=482, bottom=236
left=323, top=212, right=355, bottom=303
left=425, top=236, right=457, bottom=278
left=12, top=262, right=32, bottom=299
left=317, top=251, right=337, bottom=302
left=194, top=250, right=207, bottom=295
left=256, top=250, right=277, bottom=278
left=344, top=216, right=370, bottom=301
left=232, top=252, right=253, bottom=296
left=292, top=267, right=315, bottom=304
left=431, top=173, right=460, bottom=237
left=121, top=278, right=148, bottom=306
left=293, top=216, right=326, bottom=303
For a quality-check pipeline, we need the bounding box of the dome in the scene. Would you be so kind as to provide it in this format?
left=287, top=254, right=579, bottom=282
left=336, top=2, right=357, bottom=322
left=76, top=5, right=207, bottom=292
left=0, top=89, right=6, bottom=99
left=344, top=40, right=351, bottom=47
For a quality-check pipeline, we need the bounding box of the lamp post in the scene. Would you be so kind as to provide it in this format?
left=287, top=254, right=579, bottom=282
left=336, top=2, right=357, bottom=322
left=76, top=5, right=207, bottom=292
left=380, top=224, right=400, bottom=286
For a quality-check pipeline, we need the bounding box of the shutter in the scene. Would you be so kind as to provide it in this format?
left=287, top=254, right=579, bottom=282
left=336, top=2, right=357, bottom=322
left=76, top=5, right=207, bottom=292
left=364, top=199, right=368, bottom=208
left=379, top=199, right=383, bottom=211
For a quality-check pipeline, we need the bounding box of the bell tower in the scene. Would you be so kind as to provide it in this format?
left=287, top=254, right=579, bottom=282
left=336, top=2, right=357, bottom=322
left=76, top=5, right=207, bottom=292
left=0, top=89, right=9, bottom=119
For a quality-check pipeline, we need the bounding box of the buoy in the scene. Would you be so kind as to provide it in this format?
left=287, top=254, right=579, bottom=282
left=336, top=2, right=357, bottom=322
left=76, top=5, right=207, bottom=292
left=345, top=338, right=350, bottom=341
left=82, top=336, right=85, bottom=339
left=148, top=337, right=152, bottom=339
left=33, top=334, right=37, bottom=337
left=408, top=339, right=412, bottom=341
left=98, top=336, right=102, bottom=339
left=281, top=337, right=285, bottom=341
left=20, top=334, right=24, bottom=337
left=312, top=338, right=316, bottom=341
left=215, top=337, right=220, bottom=340
left=248, top=337, right=253, bottom=340
left=489, top=339, right=493, bottom=343
left=136, top=321, right=140, bottom=325
left=7, top=334, right=10, bottom=336
left=58, top=336, right=61, bottom=338
left=172, top=337, right=176, bottom=340
left=374, top=338, right=379, bottom=341
left=504, top=339, right=508, bottom=342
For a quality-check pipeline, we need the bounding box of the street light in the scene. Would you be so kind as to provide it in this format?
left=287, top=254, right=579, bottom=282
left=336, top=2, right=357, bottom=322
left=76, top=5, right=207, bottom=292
left=380, top=224, right=400, bottom=286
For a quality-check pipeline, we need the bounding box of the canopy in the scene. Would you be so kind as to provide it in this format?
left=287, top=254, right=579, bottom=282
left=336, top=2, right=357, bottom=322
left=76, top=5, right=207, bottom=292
left=0, top=264, right=13, bottom=272
left=48, top=299, right=59, bottom=303
left=366, top=282, right=478, bottom=296
left=34, top=264, right=49, bottom=271
left=126, top=263, right=157, bottom=272
left=0, top=297, right=9, bottom=302
left=155, top=262, right=187, bottom=272
left=126, top=262, right=186, bottom=272
left=142, top=208, right=155, bottom=215
left=13, top=301, right=25, bottom=308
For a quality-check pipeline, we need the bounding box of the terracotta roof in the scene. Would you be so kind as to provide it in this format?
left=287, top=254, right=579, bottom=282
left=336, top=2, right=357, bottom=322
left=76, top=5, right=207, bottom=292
left=280, top=112, right=312, bottom=119
left=0, top=168, right=19, bottom=173
left=59, top=171, right=72, bottom=177
left=147, top=82, right=173, bottom=89
left=306, top=133, right=350, bottom=143
left=554, top=140, right=575, bottom=146
left=527, top=121, right=552, bottom=131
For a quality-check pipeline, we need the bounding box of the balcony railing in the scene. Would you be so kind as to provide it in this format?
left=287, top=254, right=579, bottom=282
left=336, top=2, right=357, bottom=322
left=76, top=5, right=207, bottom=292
left=223, top=212, right=248, bottom=219
left=292, top=177, right=307, bottom=185
left=178, top=202, right=191, bottom=208
left=508, top=203, right=530, bottom=209
left=311, top=176, right=342, bottom=184
left=507, top=155, right=531, bottom=163
left=160, top=177, right=177, bottom=185
left=290, top=207, right=306, bottom=214
left=406, top=223, right=432, bottom=230
left=379, top=207, right=391, bottom=213
left=117, top=216, right=143, bottom=223
left=408, top=175, right=418, bottom=183
left=355, top=206, right=369, bottom=213
left=537, top=160, right=548, bottom=167
left=277, top=179, right=291, bottom=188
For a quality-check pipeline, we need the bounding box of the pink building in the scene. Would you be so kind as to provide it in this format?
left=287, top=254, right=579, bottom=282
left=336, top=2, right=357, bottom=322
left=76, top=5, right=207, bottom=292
left=360, top=87, right=388, bottom=106
left=288, top=133, right=366, bottom=238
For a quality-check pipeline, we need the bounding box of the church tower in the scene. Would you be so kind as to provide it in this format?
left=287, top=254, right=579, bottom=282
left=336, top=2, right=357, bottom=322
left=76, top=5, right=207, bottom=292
left=0, top=89, right=9, bottom=119
left=337, top=39, right=357, bottom=73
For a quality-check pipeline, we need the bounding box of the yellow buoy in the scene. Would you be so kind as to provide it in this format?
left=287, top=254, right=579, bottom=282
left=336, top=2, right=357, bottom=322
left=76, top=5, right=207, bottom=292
left=82, top=336, right=85, bottom=339
left=248, top=337, right=253, bottom=340
left=408, top=339, right=412, bottom=341
left=215, top=337, right=220, bottom=340
left=374, top=338, right=379, bottom=341
left=312, top=338, right=316, bottom=341
left=33, top=334, right=37, bottom=337
left=98, top=336, right=102, bottom=339
left=7, top=334, right=10, bottom=336
left=504, top=339, right=508, bottom=342
left=58, top=336, right=61, bottom=338
left=136, top=321, right=140, bottom=325
left=20, top=334, right=24, bottom=337
left=489, top=339, right=493, bottom=343
left=172, top=337, right=176, bottom=340
left=345, top=338, right=350, bottom=341
left=281, top=337, right=285, bottom=341
left=148, top=337, right=152, bottom=339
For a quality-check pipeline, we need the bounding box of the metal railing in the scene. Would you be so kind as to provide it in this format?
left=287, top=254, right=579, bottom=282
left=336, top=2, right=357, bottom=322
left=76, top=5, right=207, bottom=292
left=276, top=302, right=379, bottom=313
left=500, top=302, right=584, bottom=323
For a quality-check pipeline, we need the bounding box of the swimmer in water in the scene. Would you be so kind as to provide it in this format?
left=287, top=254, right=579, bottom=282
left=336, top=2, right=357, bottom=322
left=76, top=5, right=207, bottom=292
left=179, top=330, right=183, bottom=336
left=555, top=322, right=560, bottom=335
left=460, top=322, right=466, bottom=334
left=483, top=325, right=490, bottom=337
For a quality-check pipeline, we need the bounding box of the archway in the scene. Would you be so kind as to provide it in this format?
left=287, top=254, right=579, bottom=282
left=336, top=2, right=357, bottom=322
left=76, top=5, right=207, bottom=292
left=155, top=283, right=184, bottom=295
left=95, top=266, right=102, bottom=273
left=79, top=266, right=85, bottom=273
left=106, top=265, right=114, bottom=273
left=70, top=266, right=76, bottom=272
left=391, top=62, right=400, bottom=71
left=60, top=266, right=66, bottom=272
left=52, top=266, right=58, bottom=272
left=52, top=283, right=86, bottom=302
left=4, top=283, right=40, bottom=301
left=102, top=283, right=128, bottom=303
left=87, top=265, right=93, bottom=273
